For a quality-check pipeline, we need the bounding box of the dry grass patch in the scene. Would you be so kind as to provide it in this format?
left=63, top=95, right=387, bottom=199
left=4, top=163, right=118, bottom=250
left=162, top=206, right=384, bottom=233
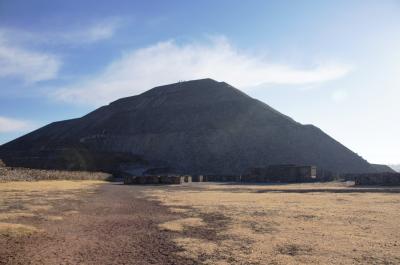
left=64, top=210, right=79, bottom=215
left=0, top=212, right=36, bottom=220
left=276, top=243, right=313, bottom=256
left=169, top=207, right=190, bottom=213
left=148, top=183, right=400, bottom=265
left=0, top=180, right=103, bottom=236
left=159, top=217, right=205, bottom=232
left=0, top=180, right=103, bottom=191
left=0, top=222, right=41, bottom=236
left=26, top=205, right=53, bottom=212
left=173, top=237, right=217, bottom=260
left=45, top=215, right=63, bottom=221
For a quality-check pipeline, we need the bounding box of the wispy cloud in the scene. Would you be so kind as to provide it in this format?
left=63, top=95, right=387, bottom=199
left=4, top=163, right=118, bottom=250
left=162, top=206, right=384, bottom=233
left=0, top=17, right=123, bottom=46
left=53, top=18, right=123, bottom=44
left=53, top=37, right=353, bottom=106
left=0, top=34, right=61, bottom=82
left=0, top=18, right=122, bottom=83
left=0, top=116, right=34, bottom=133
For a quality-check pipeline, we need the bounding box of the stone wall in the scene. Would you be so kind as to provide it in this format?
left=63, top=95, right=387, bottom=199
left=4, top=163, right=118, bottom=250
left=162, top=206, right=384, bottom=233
left=204, top=175, right=241, bottom=182
left=0, top=167, right=112, bottom=182
left=192, top=175, right=204, bottom=182
left=354, top=173, right=400, bottom=186
left=160, top=175, right=184, bottom=184
left=245, top=165, right=317, bottom=183
left=122, top=165, right=318, bottom=185
left=123, top=175, right=189, bottom=185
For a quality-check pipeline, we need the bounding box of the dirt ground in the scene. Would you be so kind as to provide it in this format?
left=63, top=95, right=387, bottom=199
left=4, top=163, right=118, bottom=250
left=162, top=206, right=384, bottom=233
left=0, top=181, right=198, bottom=265
left=1, top=181, right=400, bottom=265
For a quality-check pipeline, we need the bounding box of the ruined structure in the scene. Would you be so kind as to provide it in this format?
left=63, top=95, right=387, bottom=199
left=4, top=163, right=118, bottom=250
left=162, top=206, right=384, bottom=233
left=0, top=79, right=377, bottom=176
left=204, top=175, right=241, bottom=182
left=244, top=165, right=317, bottom=183
left=354, top=173, right=400, bottom=186
left=123, top=175, right=191, bottom=185
left=159, top=175, right=186, bottom=184
left=183, top=175, right=192, bottom=183
left=192, top=175, right=204, bottom=182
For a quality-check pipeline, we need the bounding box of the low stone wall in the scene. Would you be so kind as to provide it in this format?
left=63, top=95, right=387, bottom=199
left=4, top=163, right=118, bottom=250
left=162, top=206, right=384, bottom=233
left=123, top=175, right=136, bottom=185
left=241, top=174, right=317, bottom=183
left=0, top=167, right=112, bottom=182
left=204, top=173, right=318, bottom=183
left=124, top=175, right=190, bottom=185
left=204, top=175, right=241, bottom=182
left=124, top=176, right=161, bottom=184
left=160, top=175, right=184, bottom=184
left=354, top=173, right=400, bottom=186
left=246, top=165, right=317, bottom=183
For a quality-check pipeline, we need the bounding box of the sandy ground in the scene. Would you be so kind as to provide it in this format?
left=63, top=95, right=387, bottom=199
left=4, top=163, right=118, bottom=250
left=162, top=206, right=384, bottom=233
left=1, top=181, right=400, bottom=265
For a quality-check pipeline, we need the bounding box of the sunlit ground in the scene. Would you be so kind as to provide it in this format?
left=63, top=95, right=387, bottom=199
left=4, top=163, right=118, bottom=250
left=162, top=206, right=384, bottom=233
left=149, top=182, right=400, bottom=265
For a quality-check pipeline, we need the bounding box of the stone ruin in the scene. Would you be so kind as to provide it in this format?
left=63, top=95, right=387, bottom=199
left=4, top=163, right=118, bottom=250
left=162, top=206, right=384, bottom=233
left=123, top=175, right=192, bottom=185
left=203, top=175, right=241, bottom=182
left=198, top=166, right=317, bottom=183
left=122, top=165, right=319, bottom=185
left=354, top=172, right=400, bottom=186
left=192, top=175, right=204, bottom=182
left=243, top=164, right=317, bottom=183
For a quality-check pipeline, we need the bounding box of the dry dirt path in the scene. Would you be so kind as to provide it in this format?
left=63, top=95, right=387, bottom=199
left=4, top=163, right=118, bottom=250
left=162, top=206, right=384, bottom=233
left=0, top=182, right=197, bottom=265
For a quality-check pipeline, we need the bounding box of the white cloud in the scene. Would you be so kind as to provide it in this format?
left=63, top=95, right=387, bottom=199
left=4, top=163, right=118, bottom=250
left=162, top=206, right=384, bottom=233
left=53, top=37, right=353, bottom=106
left=0, top=18, right=121, bottom=83
left=0, top=34, right=61, bottom=82
left=0, top=116, right=34, bottom=133
left=55, top=18, right=122, bottom=44
left=0, top=18, right=122, bottom=46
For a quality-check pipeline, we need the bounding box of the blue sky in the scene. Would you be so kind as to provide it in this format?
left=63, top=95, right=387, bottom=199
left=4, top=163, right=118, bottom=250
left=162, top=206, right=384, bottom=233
left=0, top=0, right=399, bottom=165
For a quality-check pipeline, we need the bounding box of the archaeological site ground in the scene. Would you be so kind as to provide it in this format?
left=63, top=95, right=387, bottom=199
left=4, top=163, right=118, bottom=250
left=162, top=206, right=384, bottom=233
left=1, top=177, right=400, bottom=265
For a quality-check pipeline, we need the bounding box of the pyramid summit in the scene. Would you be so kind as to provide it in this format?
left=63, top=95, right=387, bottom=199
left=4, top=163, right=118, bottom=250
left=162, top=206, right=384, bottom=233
left=0, top=78, right=375, bottom=175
